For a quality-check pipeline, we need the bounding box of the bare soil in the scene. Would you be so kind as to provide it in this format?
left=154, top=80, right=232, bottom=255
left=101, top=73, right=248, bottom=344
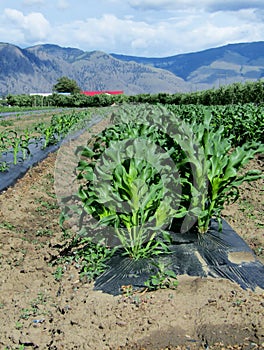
left=0, top=118, right=263, bottom=350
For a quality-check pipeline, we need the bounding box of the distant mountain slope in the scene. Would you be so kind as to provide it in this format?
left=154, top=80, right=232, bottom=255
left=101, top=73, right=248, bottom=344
left=111, top=41, right=264, bottom=90
left=1, top=41, right=263, bottom=96
left=0, top=43, right=188, bottom=96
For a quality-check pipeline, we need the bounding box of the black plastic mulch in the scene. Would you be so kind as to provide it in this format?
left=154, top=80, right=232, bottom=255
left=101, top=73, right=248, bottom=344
left=0, top=115, right=102, bottom=193
left=94, top=219, right=264, bottom=295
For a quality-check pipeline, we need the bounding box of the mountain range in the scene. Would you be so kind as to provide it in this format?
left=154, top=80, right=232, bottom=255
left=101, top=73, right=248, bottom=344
left=0, top=41, right=263, bottom=96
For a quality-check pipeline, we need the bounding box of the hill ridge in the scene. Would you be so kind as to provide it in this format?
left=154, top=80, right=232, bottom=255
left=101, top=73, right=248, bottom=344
left=0, top=41, right=263, bottom=95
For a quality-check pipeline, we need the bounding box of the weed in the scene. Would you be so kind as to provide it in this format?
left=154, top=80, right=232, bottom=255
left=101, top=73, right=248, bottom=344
left=0, top=120, right=14, bottom=127
left=121, top=284, right=134, bottom=297
left=15, top=321, right=23, bottom=330
left=75, top=237, right=114, bottom=281
left=0, top=221, right=16, bottom=230
left=53, top=266, right=64, bottom=281
left=44, top=172, right=55, bottom=184
left=35, top=197, right=58, bottom=210
left=36, top=228, right=54, bottom=237
left=20, top=307, right=35, bottom=320
left=19, top=292, right=49, bottom=320
left=0, top=161, right=9, bottom=172
left=144, top=262, right=178, bottom=291
left=52, top=236, right=114, bottom=282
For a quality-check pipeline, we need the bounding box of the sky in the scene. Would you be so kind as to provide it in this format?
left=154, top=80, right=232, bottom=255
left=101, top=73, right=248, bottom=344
left=0, top=0, right=264, bottom=57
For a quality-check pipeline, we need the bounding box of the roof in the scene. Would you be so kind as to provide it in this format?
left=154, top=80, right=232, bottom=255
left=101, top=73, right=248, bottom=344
left=81, top=90, right=123, bottom=96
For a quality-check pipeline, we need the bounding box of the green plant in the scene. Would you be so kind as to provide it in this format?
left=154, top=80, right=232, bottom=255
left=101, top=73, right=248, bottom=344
left=77, top=137, right=185, bottom=259
left=19, top=129, right=32, bottom=160
left=73, top=237, right=114, bottom=281
left=53, top=266, right=64, bottom=281
left=0, top=119, right=14, bottom=127
left=0, top=221, right=16, bottom=230
left=42, top=124, right=58, bottom=148
left=0, top=161, right=9, bottom=172
left=51, top=234, right=114, bottom=282
left=169, top=112, right=264, bottom=234
left=144, top=262, right=178, bottom=291
left=19, top=292, right=48, bottom=321
left=15, top=321, right=23, bottom=330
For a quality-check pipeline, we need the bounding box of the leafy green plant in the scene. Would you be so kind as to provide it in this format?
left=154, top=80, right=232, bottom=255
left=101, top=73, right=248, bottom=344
left=12, top=134, right=21, bottom=165
left=170, top=112, right=264, bottom=234
left=51, top=234, right=113, bottom=282
left=19, top=292, right=48, bottom=320
left=144, top=262, right=178, bottom=291
left=70, top=237, right=114, bottom=281
left=0, top=119, right=14, bottom=127
left=19, top=129, right=33, bottom=160
left=0, top=161, right=9, bottom=172
left=15, top=321, right=23, bottom=330
left=53, top=266, right=64, bottom=281
left=77, top=137, right=185, bottom=259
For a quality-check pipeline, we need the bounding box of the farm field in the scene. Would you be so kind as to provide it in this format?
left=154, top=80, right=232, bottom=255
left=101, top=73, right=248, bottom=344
left=0, top=107, right=263, bottom=349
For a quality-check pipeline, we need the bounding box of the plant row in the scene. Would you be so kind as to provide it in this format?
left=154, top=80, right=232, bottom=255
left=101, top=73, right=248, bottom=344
left=165, top=103, right=264, bottom=145
left=0, top=110, right=92, bottom=172
left=67, top=104, right=263, bottom=262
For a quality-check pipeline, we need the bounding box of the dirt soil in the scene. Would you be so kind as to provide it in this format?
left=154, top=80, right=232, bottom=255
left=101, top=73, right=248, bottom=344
left=0, top=119, right=263, bottom=350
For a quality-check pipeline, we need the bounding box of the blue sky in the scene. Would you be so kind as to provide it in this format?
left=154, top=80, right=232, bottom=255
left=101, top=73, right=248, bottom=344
left=0, top=0, right=264, bottom=57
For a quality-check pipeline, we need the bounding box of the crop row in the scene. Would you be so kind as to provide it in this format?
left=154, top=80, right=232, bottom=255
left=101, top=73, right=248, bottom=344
left=0, top=109, right=92, bottom=172
left=163, top=103, right=264, bottom=146
left=72, top=103, right=263, bottom=260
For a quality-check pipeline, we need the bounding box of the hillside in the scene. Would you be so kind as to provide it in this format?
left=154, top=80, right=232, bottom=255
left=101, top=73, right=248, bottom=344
left=0, top=43, right=188, bottom=96
left=0, top=41, right=264, bottom=96
left=111, top=41, right=264, bottom=90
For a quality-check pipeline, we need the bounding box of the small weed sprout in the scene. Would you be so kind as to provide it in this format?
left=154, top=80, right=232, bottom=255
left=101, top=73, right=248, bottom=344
left=144, top=262, right=178, bottom=291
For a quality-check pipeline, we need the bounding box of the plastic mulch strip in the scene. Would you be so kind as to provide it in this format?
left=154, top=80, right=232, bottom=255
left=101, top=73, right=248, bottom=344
left=94, top=219, right=264, bottom=296
left=0, top=115, right=102, bottom=193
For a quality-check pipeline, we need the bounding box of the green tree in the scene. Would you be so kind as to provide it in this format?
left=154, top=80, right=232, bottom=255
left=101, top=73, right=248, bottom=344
left=52, top=76, right=81, bottom=94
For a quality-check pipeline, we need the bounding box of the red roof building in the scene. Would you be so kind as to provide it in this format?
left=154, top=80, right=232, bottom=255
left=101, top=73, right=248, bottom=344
left=81, top=90, right=123, bottom=96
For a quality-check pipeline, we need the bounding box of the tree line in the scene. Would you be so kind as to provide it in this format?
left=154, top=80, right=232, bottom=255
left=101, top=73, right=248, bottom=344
left=3, top=79, right=264, bottom=108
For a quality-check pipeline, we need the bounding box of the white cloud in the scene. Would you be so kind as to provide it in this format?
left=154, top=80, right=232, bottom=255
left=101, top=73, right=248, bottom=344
left=46, top=7, right=264, bottom=56
left=50, top=14, right=160, bottom=55
left=0, top=1, right=264, bottom=56
left=3, top=8, right=51, bottom=42
left=4, top=8, right=25, bottom=24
